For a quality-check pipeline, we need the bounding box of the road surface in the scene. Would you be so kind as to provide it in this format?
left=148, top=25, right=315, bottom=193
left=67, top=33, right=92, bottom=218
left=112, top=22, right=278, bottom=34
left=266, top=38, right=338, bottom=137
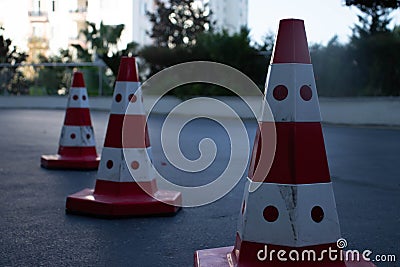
left=0, top=109, right=398, bottom=266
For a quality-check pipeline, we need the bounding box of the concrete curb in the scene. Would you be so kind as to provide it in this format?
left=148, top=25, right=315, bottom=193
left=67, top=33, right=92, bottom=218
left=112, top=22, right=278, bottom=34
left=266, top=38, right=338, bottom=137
left=0, top=95, right=399, bottom=127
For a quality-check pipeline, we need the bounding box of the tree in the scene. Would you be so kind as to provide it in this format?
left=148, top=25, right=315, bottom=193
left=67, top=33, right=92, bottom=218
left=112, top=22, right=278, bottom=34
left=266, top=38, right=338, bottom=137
left=193, top=27, right=269, bottom=89
left=72, top=21, right=139, bottom=77
left=310, top=36, right=357, bottom=96
left=140, top=27, right=272, bottom=97
left=146, top=0, right=213, bottom=48
left=343, top=1, right=400, bottom=96
left=35, top=50, right=73, bottom=95
left=350, top=30, right=400, bottom=96
left=345, top=0, right=400, bottom=36
left=0, top=26, right=29, bottom=94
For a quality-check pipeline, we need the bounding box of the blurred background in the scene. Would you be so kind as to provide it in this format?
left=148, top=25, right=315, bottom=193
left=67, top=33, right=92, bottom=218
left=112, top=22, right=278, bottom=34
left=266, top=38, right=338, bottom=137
left=0, top=0, right=399, bottom=98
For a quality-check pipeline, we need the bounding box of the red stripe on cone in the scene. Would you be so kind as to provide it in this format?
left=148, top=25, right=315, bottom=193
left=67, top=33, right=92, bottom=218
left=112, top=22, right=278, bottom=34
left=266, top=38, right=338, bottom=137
left=271, top=19, right=311, bottom=64
left=66, top=178, right=182, bottom=217
left=104, top=114, right=149, bottom=148
left=94, top=179, right=158, bottom=196
left=63, top=108, right=92, bottom=126
left=71, top=71, right=85, bottom=87
left=195, top=234, right=375, bottom=267
left=249, top=122, right=330, bottom=184
left=58, top=146, right=97, bottom=158
left=232, top=234, right=346, bottom=266
left=195, top=247, right=375, bottom=267
left=117, top=57, right=139, bottom=82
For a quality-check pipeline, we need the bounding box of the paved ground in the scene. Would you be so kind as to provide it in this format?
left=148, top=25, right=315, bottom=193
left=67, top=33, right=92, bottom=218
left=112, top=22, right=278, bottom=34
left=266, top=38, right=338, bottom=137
left=0, top=109, right=399, bottom=267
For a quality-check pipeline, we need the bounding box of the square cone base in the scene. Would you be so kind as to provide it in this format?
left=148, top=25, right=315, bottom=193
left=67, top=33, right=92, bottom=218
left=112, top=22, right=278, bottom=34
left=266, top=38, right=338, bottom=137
left=66, top=188, right=182, bottom=218
left=194, top=246, right=376, bottom=267
left=41, top=154, right=100, bottom=170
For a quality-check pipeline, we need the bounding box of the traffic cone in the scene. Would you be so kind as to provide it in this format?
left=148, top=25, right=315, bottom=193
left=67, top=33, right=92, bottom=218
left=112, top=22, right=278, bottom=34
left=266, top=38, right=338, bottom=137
left=65, top=57, right=182, bottom=217
left=194, top=19, right=376, bottom=266
left=41, top=71, right=100, bottom=170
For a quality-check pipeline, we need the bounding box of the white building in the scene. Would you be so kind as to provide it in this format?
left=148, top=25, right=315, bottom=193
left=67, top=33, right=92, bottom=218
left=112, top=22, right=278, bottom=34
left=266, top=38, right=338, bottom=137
left=86, top=0, right=155, bottom=48
left=0, top=0, right=30, bottom=52
left=0, top=0, right=87, bottom=61
left=86, top=0, right=249, bottom=48
left=207, top=0, right=248, bottom=34
left=0, top=0, right=248, bottom=61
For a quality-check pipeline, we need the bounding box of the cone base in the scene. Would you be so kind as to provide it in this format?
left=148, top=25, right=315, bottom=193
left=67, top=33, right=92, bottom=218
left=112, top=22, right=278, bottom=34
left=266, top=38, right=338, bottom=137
left=41, top=154, right=100, bottom=170
left=194, top=246, right=376, bottom=267
left=66, top=188, right=182, bottom=218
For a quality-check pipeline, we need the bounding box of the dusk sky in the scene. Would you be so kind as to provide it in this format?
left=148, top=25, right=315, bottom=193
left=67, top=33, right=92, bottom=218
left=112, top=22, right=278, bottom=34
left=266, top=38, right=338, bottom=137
left=248, top=0, right=400, bottom=45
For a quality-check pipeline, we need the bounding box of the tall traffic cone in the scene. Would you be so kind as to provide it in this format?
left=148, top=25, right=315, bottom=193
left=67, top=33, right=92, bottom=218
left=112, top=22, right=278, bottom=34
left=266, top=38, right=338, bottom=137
left=41, top=71, right=100, bottom=170
left=194, top=19, right=376, bottom=266
left=65, top=57, right=182, bottom=217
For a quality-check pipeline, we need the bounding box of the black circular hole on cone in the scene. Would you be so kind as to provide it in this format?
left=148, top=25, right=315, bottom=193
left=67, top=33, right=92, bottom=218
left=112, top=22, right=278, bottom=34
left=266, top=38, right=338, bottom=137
left=115, top=94, right=122, bottom=103
left=311, top=206, right=324, bottom=223
left=131, top=161, right=139, bottom=169
left=128, top=94, right=137, bottom=102
left=263, top=205, right=279, bottom=222
left=273, top=85, right=288, bottom=101
left=300, top=85, right=313, bottom=101
left=106, top=160, right=113, bottom=169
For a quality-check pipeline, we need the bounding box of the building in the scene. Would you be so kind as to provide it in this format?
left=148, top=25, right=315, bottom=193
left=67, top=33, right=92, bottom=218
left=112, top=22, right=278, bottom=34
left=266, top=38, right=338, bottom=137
left=0, top=0, right=87, bottom=61
left=0, top=0, right=248, bottom=62
left=207, top=0, right=248, bottom=34
left=85, top=0, right=250, bottom=48
left=86, top=0, right=155, bottom=49
left=27, top=0, right=88, bottom=61
left=0, top=0, right=30, bottom=53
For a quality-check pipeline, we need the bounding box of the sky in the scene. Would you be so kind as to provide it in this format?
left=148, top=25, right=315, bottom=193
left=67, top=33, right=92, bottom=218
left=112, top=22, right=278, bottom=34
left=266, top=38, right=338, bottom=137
left=247, top=0, right=400, bottom=45
left=1, top=0, right=400, bottom=50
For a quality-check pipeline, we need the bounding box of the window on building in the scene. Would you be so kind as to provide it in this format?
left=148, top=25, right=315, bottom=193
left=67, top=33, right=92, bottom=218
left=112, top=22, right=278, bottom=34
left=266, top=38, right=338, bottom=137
left=33, top=0, right=41, bottom=12
left=32, top=25, right=43, bottom=37
left=139, top=0, right=146, bottom=15
left=52, top=0, right=55, bottom=12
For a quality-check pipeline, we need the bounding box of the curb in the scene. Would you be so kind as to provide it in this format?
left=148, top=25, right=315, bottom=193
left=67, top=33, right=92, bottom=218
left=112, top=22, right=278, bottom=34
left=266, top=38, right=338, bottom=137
left=0, top=95, right=399, bottom=127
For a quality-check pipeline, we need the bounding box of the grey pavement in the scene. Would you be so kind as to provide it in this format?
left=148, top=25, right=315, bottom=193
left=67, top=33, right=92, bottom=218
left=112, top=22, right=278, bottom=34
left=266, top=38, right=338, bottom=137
left=0, top=109, right=399, bottom=266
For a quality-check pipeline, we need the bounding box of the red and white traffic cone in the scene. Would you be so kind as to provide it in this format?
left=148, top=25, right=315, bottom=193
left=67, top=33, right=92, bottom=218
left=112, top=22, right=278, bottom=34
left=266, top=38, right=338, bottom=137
left=41, top=71, right=100, bottom=170
left=66, top=57, right=182, bottom=217
left=194, top=19, right=376, bottom=267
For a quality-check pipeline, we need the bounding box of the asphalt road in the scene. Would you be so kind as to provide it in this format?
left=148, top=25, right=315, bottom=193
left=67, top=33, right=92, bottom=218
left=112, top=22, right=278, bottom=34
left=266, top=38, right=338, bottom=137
left=0, top=109, right=399, bottom=267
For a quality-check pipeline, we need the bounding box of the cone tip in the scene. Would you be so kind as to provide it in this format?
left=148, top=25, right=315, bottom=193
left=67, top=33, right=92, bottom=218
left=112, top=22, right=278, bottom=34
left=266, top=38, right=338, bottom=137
left=280, top=18, right=304, bottom=24
left=117, top=56, right=139, bottom=82
left=71, top=71, right=85, bottom=87
left=271, top=18, right=311, bottom=64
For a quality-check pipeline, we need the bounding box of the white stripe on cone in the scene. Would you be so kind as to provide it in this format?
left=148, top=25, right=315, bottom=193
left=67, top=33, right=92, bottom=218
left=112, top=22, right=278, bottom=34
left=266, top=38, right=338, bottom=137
left=261, top=64, right=321, bottom=122
left=110, top=81, right=143, bottom=115
left=125, top=88, right=146, bottom=116
left=67, top=88, right=90, bottom=108
left=237, top=179, right=341, bottom=247
left=124, top=147, right=155, bottom=182
left=146, top=147, right=153, bottom=161
left=98, top=147, right=154, bottom=182
left=59, top=125, right=96, bottom=147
